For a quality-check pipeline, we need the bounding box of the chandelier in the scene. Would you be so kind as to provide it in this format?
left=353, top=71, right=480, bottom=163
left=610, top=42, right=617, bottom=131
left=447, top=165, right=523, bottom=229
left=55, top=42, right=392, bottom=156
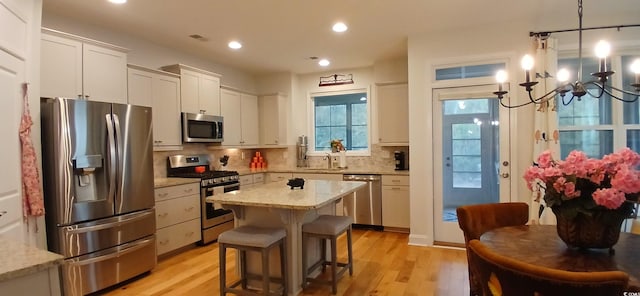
left=493, top=0, right=640, bottom=108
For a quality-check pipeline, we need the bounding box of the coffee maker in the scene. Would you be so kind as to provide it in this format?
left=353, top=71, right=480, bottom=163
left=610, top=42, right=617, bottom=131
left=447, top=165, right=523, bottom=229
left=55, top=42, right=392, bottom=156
left=394, top=151, right=407, bottom=170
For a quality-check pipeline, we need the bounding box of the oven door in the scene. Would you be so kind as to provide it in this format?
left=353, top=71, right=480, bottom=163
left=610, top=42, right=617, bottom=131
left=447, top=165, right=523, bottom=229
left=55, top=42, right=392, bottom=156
left=201, top=183, right=238, bottom=229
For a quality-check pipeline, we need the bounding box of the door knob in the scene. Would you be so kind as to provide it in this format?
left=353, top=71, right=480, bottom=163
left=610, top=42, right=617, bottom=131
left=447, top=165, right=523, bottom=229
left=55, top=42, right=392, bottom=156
left=500, top=172, right=510, bottom=178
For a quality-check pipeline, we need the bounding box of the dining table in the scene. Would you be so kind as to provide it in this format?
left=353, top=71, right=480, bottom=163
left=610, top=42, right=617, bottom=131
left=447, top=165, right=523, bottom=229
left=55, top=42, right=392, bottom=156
left=207, top=179, right=367, bottom=296
left=480, top=224, right=640, bottom=287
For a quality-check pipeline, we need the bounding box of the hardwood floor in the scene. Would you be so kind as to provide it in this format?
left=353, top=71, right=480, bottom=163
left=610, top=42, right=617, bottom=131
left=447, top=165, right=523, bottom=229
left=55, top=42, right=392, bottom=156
left=103, top=229, right=470, bottom=296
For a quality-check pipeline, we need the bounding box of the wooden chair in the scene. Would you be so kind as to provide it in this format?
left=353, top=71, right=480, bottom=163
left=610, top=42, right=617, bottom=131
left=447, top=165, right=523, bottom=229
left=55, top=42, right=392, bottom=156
left=467, top=239, right=629, bottom=296
left=456, top=202, right=529, bottom=296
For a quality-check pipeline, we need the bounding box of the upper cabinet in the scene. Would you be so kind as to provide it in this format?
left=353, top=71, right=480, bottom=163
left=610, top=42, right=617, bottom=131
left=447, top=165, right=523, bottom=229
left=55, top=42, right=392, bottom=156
left=161, top=64, right=221, bottom=116
left=220, top=88, right=259, bottom=146
left=377, top=83, right=409, bottom=145
left=259, top=94, right=288, bottom=146
left=127, top=65, right=182, bottom=149
left=41, top=28, right=128, bottom=104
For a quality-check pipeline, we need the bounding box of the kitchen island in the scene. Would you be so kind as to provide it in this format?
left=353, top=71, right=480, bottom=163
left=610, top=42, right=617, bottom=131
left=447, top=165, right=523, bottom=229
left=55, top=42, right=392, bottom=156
left=207, top=179, right=366, bottom=296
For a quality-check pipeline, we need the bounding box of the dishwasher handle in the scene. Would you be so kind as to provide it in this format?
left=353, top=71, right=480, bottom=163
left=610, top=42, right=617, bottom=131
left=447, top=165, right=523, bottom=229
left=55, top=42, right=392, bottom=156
left=343, top=174, right=381, bottom=181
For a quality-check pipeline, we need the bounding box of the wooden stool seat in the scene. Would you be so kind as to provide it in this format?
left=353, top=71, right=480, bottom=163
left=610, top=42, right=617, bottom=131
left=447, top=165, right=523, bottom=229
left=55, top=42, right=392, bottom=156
left=302, top=215, right=353, bottom=294
left=219, top=226, right=287, bottom=296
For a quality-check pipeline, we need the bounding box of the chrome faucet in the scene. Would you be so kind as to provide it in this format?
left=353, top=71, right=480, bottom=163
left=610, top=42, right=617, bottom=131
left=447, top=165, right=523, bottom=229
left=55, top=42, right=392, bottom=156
left=324, top=153, right=332, bottom=169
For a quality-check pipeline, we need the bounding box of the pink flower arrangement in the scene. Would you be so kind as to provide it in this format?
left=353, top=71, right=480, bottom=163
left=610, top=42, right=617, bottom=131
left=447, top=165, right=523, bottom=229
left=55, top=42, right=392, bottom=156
left=524, top=148, right=640, bottom=219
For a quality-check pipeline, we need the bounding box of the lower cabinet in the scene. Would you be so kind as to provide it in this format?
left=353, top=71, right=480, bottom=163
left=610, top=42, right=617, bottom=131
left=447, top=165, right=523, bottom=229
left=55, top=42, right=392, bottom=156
left=154, top=183, right=201, bottom=255
left=239, top=173, right=265, bottom=189
left=382, top=175, right=410, bottom=230
left=266, top=172, right=292, bottom=183
left=0, top=267, right=61, bottom=296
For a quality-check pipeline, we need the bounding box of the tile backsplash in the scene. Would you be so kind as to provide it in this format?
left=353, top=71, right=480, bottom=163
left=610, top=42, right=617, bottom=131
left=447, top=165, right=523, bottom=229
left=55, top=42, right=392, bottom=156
left=153, top=144, right=408, bottom=178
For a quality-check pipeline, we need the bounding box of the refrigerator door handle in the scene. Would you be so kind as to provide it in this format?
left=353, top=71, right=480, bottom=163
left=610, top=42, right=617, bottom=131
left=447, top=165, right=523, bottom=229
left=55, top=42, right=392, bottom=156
left=112, top=114, right=124, bottom=209
left=105, top=114, right=116, bottom=202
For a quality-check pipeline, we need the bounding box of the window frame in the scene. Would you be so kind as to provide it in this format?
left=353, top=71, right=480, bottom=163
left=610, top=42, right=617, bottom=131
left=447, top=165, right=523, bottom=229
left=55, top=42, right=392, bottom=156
left=307, top=87, right=371, bottom=156
left=557, top=48, right=640, bottom=158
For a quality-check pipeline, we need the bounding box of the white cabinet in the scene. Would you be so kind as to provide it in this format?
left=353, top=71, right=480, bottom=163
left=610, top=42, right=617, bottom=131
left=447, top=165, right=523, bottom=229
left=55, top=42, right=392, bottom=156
left=127, top=65, right=182, bottom=149
left=377, top=83, right=408, bottom=145
left=0, top=265, right=61, bottom=296
left=381, top=175, right=410, bottom=230
left=259, top=94, right=288, bottom=146
left=154, top=183, right=201, bottom=255
left=239, top=173, right=265, bottom=189
left=220, top=89, right=259, bottom=146
left=41, top=29, right=128, bottom=104
left=161, top=64, right=221, bottom=115
left=266, top=173, right=292, bottom=183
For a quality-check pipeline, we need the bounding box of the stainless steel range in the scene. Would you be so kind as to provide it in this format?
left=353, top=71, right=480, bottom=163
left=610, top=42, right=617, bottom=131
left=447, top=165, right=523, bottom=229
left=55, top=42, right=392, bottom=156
left=167, top=155, right=238, bottom=244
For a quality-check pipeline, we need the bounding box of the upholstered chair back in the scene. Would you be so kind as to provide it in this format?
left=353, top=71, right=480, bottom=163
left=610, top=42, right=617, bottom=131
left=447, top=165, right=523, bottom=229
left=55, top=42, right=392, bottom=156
left=456, top=202, right=529, bottom=295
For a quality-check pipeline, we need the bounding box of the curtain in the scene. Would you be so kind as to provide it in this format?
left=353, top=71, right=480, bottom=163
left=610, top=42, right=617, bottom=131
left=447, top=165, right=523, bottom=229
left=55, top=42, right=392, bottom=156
left=529, top=37, right=560, bottom=225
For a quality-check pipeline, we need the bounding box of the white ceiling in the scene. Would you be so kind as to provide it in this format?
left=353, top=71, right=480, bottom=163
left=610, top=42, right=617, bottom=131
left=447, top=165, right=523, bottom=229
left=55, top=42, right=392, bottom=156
left=42, top=0, right=640, bottom=75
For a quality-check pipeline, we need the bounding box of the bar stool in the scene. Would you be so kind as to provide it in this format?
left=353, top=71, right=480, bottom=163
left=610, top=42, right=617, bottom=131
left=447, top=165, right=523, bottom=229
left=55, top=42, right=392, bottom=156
left=301, top=215, right=354, bottom=294
left=218, top=225, right=287, bottom=296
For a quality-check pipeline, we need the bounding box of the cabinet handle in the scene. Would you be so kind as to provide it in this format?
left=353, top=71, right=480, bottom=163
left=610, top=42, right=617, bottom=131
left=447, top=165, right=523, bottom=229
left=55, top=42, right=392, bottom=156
left=390, top=187, right=402, bottom=190
left=200, top=109, right=206, bottom=114
left=159, top=240, right=169, bottom=245
left=85, top=95, right=90, bottom=100
left=184, top=188, right=193, bottom=193
left=185, top=206, right=194, bottom=212
left=391, top=179, right=401, bottom=182
left=0, top=210, right=7, bottom=217
left=158, top=213, right=169, bottom=218
left=158, top=192, right=168, bottom=198
left=185, top=231, right=194, bottom=237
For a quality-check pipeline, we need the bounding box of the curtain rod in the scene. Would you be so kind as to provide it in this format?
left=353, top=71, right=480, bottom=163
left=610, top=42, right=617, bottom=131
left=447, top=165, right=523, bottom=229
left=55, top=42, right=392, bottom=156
left=530, top=24, right=640, bottom=38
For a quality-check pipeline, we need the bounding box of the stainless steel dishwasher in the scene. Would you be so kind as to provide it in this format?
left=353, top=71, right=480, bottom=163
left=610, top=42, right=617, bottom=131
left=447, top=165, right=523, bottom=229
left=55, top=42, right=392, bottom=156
left=342, top=174, right=383, bottom=230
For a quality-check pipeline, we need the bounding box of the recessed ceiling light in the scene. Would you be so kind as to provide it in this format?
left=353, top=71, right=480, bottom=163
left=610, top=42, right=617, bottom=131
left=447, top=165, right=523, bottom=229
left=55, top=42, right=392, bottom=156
left=228, top=41, right=242, bottom=49
left=332, top=22, right=348, bottom=33
left=318, top=59, right=330, bottom=67
left=108, top=0, right=127, bottom=4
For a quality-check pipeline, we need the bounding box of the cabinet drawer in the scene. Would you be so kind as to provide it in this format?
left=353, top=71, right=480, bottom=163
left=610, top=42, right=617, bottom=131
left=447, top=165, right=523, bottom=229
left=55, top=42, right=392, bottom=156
left=156, top=218, right=201, bottom=255
left=382, top=175, right=409, bottom=186
left=155, top=195, right=200, bottom=229
left=239, top=175, right=253, bottom=185
left=253, top=173, right=264, bottom=183
left=155, top=183, right=199, bottom=201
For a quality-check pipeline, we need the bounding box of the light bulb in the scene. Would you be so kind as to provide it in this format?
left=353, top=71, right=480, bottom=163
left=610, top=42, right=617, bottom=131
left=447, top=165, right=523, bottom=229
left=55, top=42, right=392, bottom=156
left=594, top=40, right=611, bottom=58
left=556, top=68, right=570, bottom=82
left=318, top=59, right=330, bottom=67
left=228, top=41, right=242, bottom=49
left=521, top=55, right=534, bottom=71
left=495, top=70, right=507, bottom=83
left=332, top=22, right=348, bottom=33
left=631, top=59, right=640, bottom=74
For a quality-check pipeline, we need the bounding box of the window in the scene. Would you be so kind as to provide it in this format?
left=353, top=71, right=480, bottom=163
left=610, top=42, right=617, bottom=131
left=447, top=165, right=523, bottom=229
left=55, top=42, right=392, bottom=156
left=311, top=90, right=369, bottom=153
left=557, top=52, right=640, bottom=158
left=435, top=63, right=506, bottom=81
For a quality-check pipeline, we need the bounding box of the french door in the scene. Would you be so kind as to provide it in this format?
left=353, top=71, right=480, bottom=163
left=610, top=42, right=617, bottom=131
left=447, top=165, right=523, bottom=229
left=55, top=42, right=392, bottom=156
left=433, top=85, right=512, bottom=244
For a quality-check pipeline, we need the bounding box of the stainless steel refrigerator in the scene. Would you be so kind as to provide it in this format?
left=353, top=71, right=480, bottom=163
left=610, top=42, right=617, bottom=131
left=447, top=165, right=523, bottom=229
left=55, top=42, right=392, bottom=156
left=41, top=97, right=156, bottom=296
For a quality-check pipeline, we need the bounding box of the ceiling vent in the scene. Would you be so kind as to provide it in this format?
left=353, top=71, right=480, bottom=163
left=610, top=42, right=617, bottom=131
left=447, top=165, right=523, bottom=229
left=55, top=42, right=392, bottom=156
left=189, top=34, right=209, bottom=42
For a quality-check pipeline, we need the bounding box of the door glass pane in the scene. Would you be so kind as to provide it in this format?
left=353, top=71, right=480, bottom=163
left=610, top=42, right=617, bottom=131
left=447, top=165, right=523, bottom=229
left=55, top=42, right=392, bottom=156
left=626, top=130, right=640, bottom=153
left=623, top=55, right=640, bottom=124
left=442, top=98, right=499, bottom=222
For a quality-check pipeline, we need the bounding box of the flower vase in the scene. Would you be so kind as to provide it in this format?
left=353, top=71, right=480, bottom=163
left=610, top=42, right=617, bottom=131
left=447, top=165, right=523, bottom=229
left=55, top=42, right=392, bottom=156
left=552, top=207, right=625, bottom=250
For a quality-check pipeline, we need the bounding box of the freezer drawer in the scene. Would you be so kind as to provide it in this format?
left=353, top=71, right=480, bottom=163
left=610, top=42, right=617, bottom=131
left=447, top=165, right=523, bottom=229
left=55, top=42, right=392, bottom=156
left=53, top=209, right=156, bottom=257
left=61, top=235, right=157, bottom=296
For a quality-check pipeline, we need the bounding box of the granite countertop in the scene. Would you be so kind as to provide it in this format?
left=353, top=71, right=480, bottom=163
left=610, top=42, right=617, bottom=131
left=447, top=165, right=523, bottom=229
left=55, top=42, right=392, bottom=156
left=154, top=177, right=200, bottom=188
left=0, top=238, right=64, bottom=282
left=207, top=179, right=367, bottom=210
left=235, top=168, right=410, bottom=176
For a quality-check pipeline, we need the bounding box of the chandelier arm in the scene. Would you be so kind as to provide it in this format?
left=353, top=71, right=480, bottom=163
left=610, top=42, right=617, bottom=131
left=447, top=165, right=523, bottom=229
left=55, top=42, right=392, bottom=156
left=582, top=81, right=640, bottom=102
left=600, top=87, right=640, bottom=103
left=561, top=94, right=576, bottom=106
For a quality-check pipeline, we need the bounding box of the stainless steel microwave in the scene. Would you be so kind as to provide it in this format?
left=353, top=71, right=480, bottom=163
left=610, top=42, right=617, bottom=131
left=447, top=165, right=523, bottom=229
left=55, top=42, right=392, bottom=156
left=181, top=112, right=224, bottom=143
